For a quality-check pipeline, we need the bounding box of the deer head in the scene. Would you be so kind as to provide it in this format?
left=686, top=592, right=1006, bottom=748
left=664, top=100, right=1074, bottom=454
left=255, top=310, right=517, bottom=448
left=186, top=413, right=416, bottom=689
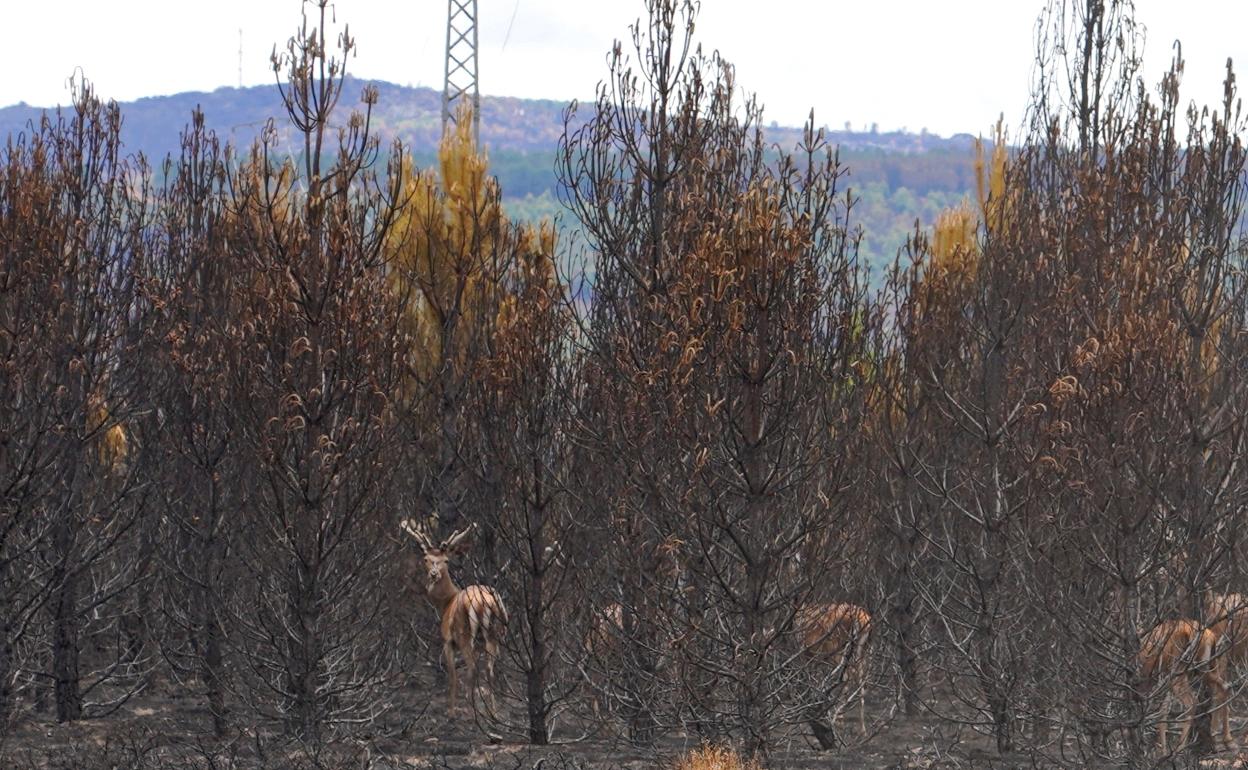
left=400, top=518, right=476, bottom=594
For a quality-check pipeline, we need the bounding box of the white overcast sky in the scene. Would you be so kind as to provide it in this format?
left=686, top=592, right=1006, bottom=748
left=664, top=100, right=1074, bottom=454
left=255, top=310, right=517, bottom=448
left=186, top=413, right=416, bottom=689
left=5, top=1, right=1244, bottom=137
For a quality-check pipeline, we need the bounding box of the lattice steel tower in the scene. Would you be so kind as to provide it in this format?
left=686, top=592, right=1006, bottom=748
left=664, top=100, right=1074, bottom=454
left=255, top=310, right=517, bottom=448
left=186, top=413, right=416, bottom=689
left=442, top=0, right=480, bottom=145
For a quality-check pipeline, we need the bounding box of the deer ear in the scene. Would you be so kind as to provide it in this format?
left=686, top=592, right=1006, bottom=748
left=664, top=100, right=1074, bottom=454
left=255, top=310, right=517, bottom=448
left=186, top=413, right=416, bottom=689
left=442, top=521, right=477, bottom=556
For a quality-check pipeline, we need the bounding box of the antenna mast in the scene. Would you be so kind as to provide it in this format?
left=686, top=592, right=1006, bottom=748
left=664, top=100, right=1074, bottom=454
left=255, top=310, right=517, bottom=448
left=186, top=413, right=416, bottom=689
left=442, top=0, right=480, bottom=145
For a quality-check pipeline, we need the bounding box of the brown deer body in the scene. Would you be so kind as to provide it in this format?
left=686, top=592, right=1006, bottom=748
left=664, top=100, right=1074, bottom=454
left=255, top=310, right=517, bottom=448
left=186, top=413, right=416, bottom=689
left=1207, top=592, right=1248, bottom=671
left=795, top=602, right=872, bottom=746
left=582, top=539, right=686, bottom=725
left=1137, top=618, right=1231, bottom=753
left=401, top=520, right=508, bottom=716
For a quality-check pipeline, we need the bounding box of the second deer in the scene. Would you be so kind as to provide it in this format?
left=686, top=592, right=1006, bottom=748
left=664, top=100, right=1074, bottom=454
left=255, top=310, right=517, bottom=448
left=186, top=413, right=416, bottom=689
left=796, top=602, right=873, bottom=749
left=1138, top=618, right=1231, bottom=753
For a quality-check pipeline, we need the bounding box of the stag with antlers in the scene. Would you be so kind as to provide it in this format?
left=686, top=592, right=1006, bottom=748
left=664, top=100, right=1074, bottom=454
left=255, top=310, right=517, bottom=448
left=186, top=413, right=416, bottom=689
left=401, top=519, right=508, bottom=716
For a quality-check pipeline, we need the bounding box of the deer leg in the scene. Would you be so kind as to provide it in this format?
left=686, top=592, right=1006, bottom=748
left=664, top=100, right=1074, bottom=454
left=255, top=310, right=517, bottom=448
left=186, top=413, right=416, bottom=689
left=1153, top=687, right=1172, bottom=755
left=484, top=642, right=499, bottom=715
left=591, top=674, right=612, bottom=727
left=463, top=645, right=478, bottom=712
left=1213, top=673, right=1233, bottom=747
left=859, top=679, right=867, bottom=736
left=443, top=641, right=459, bottom=717
left=829, top=698, right=843, bottom=744
left=1172, top=678, right=1196, bottom=753
left=854, top=660, right=868, bottom=735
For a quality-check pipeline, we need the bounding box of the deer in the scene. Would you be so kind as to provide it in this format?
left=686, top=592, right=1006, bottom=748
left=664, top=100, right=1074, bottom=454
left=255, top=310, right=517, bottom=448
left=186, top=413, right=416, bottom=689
left=400, top=518, right=508, bottom=716
left=1137, top=618, right=1231, bottom=754
left=582, top=601, right=624, bottom=721
left=793, top=602, right=873, bottom=749
left=581, top=537, right=687, bottom=725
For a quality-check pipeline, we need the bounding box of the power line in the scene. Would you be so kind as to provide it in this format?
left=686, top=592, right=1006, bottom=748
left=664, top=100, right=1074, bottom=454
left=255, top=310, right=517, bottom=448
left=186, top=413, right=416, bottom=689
left=502, top=0, right=520, bottom=52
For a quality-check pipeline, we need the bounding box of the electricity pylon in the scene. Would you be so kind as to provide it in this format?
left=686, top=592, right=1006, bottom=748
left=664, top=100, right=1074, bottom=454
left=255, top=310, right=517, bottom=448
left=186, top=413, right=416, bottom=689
left=442, top=0, right=480, bottom=145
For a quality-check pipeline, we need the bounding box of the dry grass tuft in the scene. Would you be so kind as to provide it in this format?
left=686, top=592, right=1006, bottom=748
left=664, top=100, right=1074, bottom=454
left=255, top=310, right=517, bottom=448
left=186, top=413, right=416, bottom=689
left=671, top=744, right=763, bottom=770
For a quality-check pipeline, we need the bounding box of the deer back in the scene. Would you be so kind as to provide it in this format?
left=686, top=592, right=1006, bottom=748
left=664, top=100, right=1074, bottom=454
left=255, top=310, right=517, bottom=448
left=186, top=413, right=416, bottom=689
left=1138, top=619, right=1218, bottom=683
left=1207, top=592, right=1248, bottom=666
left=444, top=584, right=509, bottom=650
left=797, top=603, right=872, bottom=661
left=585, top=602, right=623, bottom=660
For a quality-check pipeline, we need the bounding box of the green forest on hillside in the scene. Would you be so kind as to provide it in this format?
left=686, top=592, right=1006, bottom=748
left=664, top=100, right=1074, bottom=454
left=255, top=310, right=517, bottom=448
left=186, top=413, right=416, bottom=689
left=0, top=82, right=988, bottom=275
left=485, top=148, right=978, bottom=276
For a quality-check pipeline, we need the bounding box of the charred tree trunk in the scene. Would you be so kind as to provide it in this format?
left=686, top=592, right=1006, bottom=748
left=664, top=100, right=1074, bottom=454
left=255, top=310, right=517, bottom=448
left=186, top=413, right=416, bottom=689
left=0, top=634, right=13, bottom=728
left=52, top=533, right=82, bottom=723
left=739, top=364, right=769, bottom=759
left=201, top=512, right=229, bottom=737
left=204, top=603, right=227, bottom=737
left=525, top=565, right=549, bottom=745
left=892, top=530, right=920, bottom=718
left=807, top=718, right=839, bottom=750
left=285, top=558, right=320, bottom=743
left=621, top=595, right=659, bottom=746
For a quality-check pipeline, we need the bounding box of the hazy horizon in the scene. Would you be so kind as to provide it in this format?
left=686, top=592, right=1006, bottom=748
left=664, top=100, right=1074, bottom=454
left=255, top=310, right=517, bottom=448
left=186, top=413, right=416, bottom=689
left=7, top=0, right=1245, bottom=138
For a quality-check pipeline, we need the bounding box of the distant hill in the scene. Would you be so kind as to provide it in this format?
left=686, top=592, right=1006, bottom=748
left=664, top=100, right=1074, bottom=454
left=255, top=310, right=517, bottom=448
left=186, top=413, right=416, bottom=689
left=0, top=78, right=981, bottom=159
left=0, top=78, right=987, bottom=274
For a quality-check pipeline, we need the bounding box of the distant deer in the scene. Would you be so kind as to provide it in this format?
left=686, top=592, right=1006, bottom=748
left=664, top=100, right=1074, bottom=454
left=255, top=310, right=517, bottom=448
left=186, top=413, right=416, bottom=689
left=400, top=519, right=508, bottom=716
left=1137, top=618, right=1231, bottom=753
left=795, top=602, right=873, bottom=748
left=583, top=601, right=624, bottom=720
left=581, top=537, right=686, bottom=724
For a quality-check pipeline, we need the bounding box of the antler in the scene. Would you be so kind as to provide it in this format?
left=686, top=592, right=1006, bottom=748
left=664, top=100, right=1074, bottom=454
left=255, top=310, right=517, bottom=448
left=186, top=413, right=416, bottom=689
left=400, top=518, right=436, bottom=552
left=441, top=521, right=477, bottom=553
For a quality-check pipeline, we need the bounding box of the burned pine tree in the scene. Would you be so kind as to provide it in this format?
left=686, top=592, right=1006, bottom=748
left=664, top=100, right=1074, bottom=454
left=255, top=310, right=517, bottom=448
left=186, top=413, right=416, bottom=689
left=218, top=0, right=409, bottom=745
left=0, top=83, right=157, bottom=725
left=146, top=111, right=244, bottom=738
left=559, top=0, right=876, bottom=754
